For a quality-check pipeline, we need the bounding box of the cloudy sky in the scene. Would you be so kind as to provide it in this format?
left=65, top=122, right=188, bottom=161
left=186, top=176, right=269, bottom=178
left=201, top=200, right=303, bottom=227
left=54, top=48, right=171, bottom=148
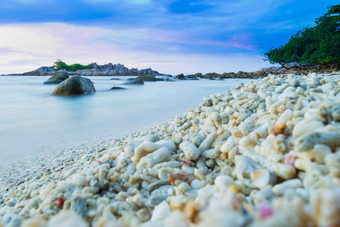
left=0, top=0, right=337, bottom=74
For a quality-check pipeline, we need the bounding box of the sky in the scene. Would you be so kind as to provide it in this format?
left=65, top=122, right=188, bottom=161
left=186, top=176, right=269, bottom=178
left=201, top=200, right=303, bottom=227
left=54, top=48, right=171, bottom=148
left=0, top=0, right=338, bottom=74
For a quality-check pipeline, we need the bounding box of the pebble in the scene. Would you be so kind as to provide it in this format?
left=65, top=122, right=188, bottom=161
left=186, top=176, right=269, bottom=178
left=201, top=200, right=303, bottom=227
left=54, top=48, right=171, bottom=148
left=0, top=71, right=339, bottom=227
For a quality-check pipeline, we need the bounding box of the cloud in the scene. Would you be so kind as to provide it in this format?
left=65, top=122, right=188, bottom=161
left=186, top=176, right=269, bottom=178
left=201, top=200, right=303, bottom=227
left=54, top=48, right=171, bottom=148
left=129, top=0, right=151, bottom=4
left=84, top=0, right=151, bottom=4
left=0, top=23, right=270, bottom=74
left=0, top=0, right=338, bottom=74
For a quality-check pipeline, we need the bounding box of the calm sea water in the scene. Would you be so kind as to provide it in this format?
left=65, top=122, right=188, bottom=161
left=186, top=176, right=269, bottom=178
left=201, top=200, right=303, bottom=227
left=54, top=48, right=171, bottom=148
left=0, top=76, right=251, bottom=161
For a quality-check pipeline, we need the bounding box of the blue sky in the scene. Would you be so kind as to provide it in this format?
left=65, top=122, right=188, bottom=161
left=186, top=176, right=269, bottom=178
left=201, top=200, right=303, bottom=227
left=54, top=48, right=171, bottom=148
left=0, top=0, right=337, bottom=74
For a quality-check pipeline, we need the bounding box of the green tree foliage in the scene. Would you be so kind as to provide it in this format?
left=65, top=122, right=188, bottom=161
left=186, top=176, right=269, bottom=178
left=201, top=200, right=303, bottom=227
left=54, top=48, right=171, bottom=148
left=53, top=59, right=91, bottom=71
left=265, top=4, right=340, bottom=66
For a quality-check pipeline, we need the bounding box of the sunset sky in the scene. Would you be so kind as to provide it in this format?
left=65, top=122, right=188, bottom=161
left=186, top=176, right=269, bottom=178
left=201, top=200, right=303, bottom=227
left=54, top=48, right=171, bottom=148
left=0, top=0, right=337, bottom=74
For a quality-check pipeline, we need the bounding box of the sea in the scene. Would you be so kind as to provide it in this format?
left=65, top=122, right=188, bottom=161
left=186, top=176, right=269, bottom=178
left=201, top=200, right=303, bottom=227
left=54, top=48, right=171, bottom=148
left=0, top=76, right=252, bottom=162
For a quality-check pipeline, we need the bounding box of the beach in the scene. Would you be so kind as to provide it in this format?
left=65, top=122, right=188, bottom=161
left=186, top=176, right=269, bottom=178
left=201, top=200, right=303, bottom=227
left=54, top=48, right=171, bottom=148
left=0, top=71, right=339, bottom=226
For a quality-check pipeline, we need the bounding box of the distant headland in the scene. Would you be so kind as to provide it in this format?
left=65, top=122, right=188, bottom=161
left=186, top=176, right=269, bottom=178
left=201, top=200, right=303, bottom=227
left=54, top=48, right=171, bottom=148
left=5, top=60, right=339, bottom=79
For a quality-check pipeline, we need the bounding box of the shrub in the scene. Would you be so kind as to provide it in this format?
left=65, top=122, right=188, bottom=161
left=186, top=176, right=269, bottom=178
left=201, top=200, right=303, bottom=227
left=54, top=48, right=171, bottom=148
left=53, top=60, right=92, bottom=71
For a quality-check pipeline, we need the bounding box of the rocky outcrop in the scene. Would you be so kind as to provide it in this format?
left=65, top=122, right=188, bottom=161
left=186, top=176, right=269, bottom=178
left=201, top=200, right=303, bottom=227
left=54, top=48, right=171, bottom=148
left=22, top=63, right=162, bottom=77
left=110, top=87, right=126, bottom=90
left=171, top=63, right=338, bottom=80
left=23, top=66, right=63, bottom=76
left=43, top=73, right=69, bottom=84
left=175, top=73, right=199, bottom=80
left=136, top=74, right=157, bottom=81
left=123, top=78, right=144, bottom=85
left=51, top=76, right=95, bottom=96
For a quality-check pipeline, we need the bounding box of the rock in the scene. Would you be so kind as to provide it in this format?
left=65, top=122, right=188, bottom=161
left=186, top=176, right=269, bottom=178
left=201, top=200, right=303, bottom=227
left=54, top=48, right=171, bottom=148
left=47, top=210, right=88, bottom=227
left=164, top=78, right=176, bottom=82
left=81, top=63, right=161, bottom=76
left=23, top=66, right=59, bottom=76
left=331, top=105, right=340, bottom=122
left=204, top=73, right=220, bottom=79
left=176, top=74, right=185, bottom=80
left=110, top=87, right=126, bottom=90
left=151, top=201, right=171, bottom=221
left=123, top=78, right=144, bottom=85
left=43, top=73, right=69, bottom=84
left=23, top=63, right=162, bottom=77
left=179, top=141, right=200, bottom=161
left=295, top=131, right=340, bottom=152
left=51, top=76, right=96, bottom=96
left=186, top=75, right=199, bottom=80
left=175, top=74, right=199, bottom=80
left=110, top=78, right=121, bottom=80
left=137, top=74, right=157, bottom=81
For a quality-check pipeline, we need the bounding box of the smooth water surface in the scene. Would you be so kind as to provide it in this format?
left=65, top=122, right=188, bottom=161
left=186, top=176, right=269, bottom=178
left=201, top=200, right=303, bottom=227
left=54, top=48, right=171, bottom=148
left=0, top=76, right=252, bottom=161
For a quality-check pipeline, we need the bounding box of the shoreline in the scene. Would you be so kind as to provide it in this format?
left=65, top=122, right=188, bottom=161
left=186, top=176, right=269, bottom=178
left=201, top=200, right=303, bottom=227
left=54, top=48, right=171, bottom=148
left=1, top=71, right=340, bottom=226
left=2, top=62, right=339, bottom=79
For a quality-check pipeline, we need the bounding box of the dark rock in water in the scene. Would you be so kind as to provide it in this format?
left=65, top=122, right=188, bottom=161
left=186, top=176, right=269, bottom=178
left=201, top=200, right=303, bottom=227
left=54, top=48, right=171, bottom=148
left=175, top=73, right=185, bottom=80
left=175, top=73, right=198, bottom=80
left=186, top=75, right=199, bottom=80
left=123, top=78, right=144, bottom=85
left=136, top=74, right=157, bottom=81
left=164, top=78, right=176, bottom=82
left=110, top=78, right=121, bottom=80
left=51, top=76, right=96, bottom=96
left=156, top=78, right=164, bottom=81
left=110, top=86, right=126, bottom=90
left=43, top=73, right=69, bottom=84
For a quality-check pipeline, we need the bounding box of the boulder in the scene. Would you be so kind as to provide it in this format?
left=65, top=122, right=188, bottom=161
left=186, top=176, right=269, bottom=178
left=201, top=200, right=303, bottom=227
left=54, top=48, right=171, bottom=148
left=186, top=75, right=199, bottom=80
left=123, top=78, right=144, bottom=85
left=110, top=87, right=126, bottom=90
left=204, top=72, right=220, bottom=78
left=43, top=73, right=69, bottom=84
left=136, top=74, right=157, bottom=81
left=175, top=74, right=185, bottom=80
left=176, top=73, right=199, bottom=80
left=51, top=76, right=96, bottom=96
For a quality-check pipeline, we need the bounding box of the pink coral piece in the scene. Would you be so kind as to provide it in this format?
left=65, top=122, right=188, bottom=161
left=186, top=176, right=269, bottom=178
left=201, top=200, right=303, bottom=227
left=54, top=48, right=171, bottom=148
left=284, top=154, right=296, bottom=166
left=259, top=202, right=274, bottom=219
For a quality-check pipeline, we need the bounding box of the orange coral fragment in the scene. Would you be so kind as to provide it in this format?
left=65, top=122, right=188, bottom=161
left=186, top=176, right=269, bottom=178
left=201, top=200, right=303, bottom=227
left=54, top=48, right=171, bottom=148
left=168, top=173, right=195, bottom=185
left=269, top=124, right=286, bottom=136
left=184, top=200, right=200, bottom=223
left=229, top=115, right=238, bottom=121
left=182, top=159, right=194, bottom=167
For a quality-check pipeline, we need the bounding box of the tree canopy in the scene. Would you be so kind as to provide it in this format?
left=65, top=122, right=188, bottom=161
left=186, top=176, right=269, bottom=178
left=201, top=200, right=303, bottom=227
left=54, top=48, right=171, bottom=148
left=265, top=4, right=340, bottom=66
left=53, top=60, right=91, bottom=71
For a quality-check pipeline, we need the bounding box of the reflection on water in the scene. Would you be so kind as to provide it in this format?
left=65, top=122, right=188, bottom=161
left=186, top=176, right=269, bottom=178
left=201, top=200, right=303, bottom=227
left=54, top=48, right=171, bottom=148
left=0, top=76, right=252, bottom=161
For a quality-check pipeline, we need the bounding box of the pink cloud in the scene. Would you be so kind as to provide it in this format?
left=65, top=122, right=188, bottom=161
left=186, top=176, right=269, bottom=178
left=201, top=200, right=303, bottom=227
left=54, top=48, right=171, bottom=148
left=228, top=34, right=258, bottom=50
left=0, top=23, right=268, bottom=75
left=197, top=34, right=257, bottom=51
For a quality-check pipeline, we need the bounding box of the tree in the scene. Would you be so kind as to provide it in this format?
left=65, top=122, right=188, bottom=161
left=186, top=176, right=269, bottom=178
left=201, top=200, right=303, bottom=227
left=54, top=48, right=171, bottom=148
left=265, top=4, right=340, bottom=66
left=53, top=60, right=91, bottom=71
